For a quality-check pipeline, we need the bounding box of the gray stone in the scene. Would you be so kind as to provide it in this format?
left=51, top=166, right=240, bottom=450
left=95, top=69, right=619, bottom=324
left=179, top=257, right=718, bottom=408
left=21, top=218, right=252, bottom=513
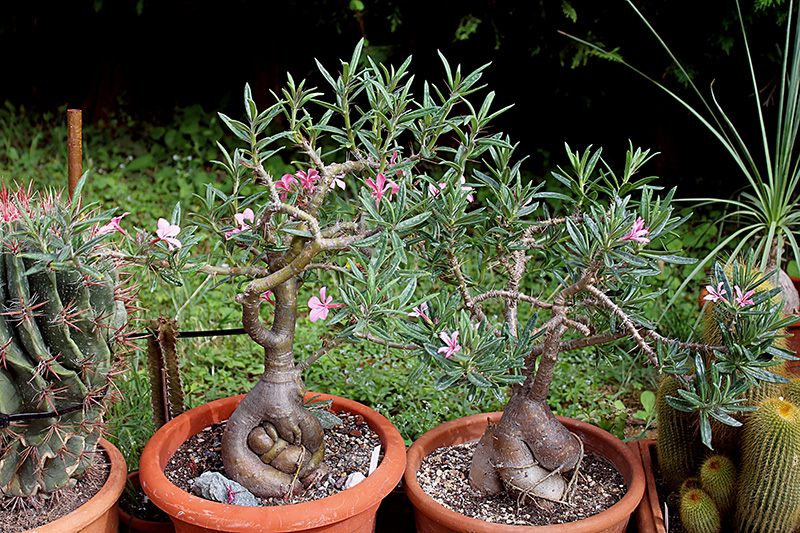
left=344, top=471, right=365, bottom=489
left=192, top=471, right=259, bottom=506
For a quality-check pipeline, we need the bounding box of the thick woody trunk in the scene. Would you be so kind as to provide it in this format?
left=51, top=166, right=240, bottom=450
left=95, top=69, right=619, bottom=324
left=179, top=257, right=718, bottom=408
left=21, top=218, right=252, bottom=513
left=221, top=278, right=327, bottom=498
left=469, top=300, right=583, bottom=501
left=468, top=387, right=582, bottom=501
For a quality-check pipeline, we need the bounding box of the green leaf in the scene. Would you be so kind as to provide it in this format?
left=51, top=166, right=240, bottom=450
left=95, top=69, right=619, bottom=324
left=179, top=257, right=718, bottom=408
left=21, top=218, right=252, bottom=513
left=218, top=113, right=250, bottom=142
left=352, top=232, right=384, bottom=248
left=395, top=212, right=431, bottom=232
left=280, top=228, right=314, bottom=238
left=467, top=372, right=492, bottom=389
left=641, top=252, right=697, bottom=265
left=640, top=390, right=655, bottom=412
left=434, top=372, right=461, bottom=390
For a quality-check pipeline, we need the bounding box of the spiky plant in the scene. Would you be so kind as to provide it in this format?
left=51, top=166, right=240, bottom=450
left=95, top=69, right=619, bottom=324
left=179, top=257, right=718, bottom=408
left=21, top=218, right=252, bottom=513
left=0, top=181, right=135, bottom=502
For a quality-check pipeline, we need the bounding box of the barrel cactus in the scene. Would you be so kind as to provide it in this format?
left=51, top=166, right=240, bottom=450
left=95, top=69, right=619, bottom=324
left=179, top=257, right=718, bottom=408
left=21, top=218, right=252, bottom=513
left=0, top=183, right=133, bottom=500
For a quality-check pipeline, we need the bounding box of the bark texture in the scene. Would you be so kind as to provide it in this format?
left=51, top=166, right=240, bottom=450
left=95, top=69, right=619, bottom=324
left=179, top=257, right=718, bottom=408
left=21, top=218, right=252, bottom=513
left=220, top=277, right=327, bottom=498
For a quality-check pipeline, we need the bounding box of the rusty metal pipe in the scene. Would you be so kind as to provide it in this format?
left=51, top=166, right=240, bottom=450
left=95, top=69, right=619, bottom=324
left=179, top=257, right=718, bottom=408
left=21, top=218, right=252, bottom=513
left=67, top=109, right=82, bottom=200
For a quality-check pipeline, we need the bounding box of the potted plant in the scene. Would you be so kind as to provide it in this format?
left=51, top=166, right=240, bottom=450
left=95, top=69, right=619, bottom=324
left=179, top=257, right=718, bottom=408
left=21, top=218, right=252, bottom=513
left=0, top=182, right=134, bottom=531
left=94, top=39, right=791, bottom=532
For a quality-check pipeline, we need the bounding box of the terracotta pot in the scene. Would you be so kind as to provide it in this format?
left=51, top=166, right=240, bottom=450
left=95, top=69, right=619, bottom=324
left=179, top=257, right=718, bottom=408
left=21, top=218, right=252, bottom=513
left=23, top=438, right=127, bottom=533
left=632, top=439, right=666, bottom=533
left=119, top=471, right=175, bottom=533
left=403, top=412, right=645, bottom=532
left=139, top=392, right=406, bottom=533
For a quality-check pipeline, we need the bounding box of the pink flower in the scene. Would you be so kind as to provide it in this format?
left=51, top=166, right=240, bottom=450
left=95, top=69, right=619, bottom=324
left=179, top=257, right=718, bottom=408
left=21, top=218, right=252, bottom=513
left=296, top=169, right=320, bottom=192
left=365, top=173, right=399, bottom=207
left=97, top=212, right=130, bottom=236
left=332, top=174, right=347, bottom=190
left=620, top=216, right=650, bottom=244
left=459, top=176, right=474, bottom=203
left=437, top=330, right=461, bottom=359
left=703, top=282, right=727, bottom=302
left=408, top=303, right=433, bottom=324
left=260, top=290, right=275, bottom=306
left=275, top=174, right=298, bottom=201
left=308, top=286, right=343, bottom=322
left=734, top=286, right=755, bottom=307
left=225, top=208, right=255, bottom=240
left=153, top=218, right=182, bottom=250
left=428, top=183, right=447, bottom=197
left=389, top=151, right=406, bottom=177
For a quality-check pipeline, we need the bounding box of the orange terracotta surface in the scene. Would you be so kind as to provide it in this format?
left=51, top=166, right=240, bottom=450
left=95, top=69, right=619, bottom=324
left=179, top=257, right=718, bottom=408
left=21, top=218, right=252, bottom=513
left=633, top=439, right=667, bottom=533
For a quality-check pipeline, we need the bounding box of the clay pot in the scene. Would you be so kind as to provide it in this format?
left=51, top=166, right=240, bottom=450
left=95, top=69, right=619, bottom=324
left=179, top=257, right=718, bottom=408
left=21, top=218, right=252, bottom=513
left=139, top=392, right=406, bottom=533
left=403, top=412, right=645, bottom=532
left=24, top=438, right=127, bottom=533
left=631, top=439, right=666, bottom=533
left=119, top=471, right=175, bottom=533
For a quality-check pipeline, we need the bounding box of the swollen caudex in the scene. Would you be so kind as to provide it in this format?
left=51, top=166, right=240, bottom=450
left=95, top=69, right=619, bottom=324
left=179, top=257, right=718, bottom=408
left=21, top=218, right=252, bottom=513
left=494, top=432, right=567, bottom=502
left=248, top=422, right=310, bottom=475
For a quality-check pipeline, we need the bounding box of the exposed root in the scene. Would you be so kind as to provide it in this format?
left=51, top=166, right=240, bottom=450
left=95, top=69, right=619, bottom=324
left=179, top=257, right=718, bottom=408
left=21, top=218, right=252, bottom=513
left=506, top=432, right=585, bottom=508
left=285, top=445, right=307, bottom=502
left=562, top=431, right=585, bottom=504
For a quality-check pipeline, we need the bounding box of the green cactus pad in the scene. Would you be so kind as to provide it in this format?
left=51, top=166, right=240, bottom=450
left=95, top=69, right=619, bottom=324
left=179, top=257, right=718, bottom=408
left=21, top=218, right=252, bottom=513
left=0, top=187, right=130, bottom=500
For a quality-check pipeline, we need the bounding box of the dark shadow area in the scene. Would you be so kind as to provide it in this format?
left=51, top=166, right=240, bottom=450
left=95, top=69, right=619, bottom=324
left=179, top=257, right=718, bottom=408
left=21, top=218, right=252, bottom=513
left=1, top=0, right=790, bottom=190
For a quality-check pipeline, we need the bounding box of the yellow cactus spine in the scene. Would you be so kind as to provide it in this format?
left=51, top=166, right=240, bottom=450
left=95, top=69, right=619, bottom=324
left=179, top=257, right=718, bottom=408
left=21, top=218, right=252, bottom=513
left=734, top=398, right=800, bottom=533
left=699, top=455, right=735, bottom=517
left=655, top=375, right=700, bottom=490
left=680, top=488, right=722, bottom=533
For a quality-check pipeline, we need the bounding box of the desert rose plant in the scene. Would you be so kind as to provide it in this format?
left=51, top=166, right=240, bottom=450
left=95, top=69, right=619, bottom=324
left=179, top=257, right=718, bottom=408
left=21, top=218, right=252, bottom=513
left=0, top=181, right=135, bottom=502
left=120, top=41, right=795, bottom=504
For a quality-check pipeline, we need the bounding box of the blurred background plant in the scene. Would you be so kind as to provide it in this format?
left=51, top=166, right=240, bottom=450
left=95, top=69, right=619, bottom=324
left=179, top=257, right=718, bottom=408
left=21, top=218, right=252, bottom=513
left=564, top=0, right=800, bottom=318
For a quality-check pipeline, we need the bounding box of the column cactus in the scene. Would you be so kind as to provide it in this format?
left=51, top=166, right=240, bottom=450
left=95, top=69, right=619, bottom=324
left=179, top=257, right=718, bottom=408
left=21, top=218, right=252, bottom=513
left=0, top=183, right=133, bottom=500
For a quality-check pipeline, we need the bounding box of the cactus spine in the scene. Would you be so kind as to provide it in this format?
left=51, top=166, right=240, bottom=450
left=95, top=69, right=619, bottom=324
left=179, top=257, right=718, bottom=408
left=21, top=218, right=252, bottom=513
left=680, top=488, right=722, bottom=533
left=656, top=375, right=700, bottom=490
left=146, top=317, right=184, bottom=428
left=734, top=398, right=800, bottom=533
left=699, top=455, right=735, bottom=517
left=0, top=185, right=132, bottom=500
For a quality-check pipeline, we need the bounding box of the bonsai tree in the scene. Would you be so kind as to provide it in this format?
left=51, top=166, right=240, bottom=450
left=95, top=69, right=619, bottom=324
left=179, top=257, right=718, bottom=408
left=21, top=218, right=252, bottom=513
left=0, top=181, right=134, bottom=501
left=127, top=41, right=795, bottom=503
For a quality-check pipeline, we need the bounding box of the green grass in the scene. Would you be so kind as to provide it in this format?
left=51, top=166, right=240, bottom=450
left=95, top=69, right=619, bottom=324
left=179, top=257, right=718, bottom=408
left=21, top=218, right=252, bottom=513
left=1, top=103, right=669, bottom=469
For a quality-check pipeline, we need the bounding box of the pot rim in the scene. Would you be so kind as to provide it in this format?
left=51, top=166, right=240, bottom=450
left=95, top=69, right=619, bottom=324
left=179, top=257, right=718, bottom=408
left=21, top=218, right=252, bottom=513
left=26, top=438, right=127, bottom=533
left=139, top=392, right=406, bottom=531
left=403, top=411, right=645, bottom=532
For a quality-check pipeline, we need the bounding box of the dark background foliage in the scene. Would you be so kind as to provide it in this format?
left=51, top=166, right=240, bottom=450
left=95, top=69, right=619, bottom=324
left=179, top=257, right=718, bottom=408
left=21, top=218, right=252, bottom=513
left=1, top=0, right=790, bottom=191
